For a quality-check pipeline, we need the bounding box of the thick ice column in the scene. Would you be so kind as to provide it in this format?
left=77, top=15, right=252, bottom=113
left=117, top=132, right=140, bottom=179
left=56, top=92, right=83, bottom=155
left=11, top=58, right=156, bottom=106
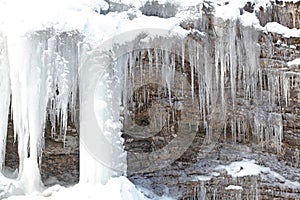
left=0, top=34, right=10, bottom=170
left=79, top=28, right=187, bottom=184
left=79, top=45, right=125, bottom=184
left=7, top=33, right=48, bottom=193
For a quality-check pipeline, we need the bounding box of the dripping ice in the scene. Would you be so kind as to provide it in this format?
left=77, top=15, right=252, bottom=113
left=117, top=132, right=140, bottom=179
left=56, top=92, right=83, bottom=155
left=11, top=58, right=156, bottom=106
left=0, top=0, right=295, bottom=198
left=0, top=31, right=82, bottom=193
left=0, top=26, right=284, bottom=191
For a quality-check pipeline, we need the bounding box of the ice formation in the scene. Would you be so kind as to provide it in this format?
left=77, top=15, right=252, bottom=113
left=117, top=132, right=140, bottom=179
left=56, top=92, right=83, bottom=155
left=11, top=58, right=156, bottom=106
left=0, top=30, right=82, bottom=193
left=0, top=0, right=297, bottom=198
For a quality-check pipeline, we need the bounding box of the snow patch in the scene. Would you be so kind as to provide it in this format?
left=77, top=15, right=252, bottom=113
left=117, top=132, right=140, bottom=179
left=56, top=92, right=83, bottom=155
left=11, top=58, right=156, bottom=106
left=216, top=159, right=270, bottom=177
left=216, top=159, right=300, bottom=190
left=287, top=58, right=300, bottom=66
left=2, top=176, right=168, bottom=200
left=265, top=22, right=300, bottom=38
left=225, top=185, right=243, bottom=190
left=195, top=175, right=212, bottom=182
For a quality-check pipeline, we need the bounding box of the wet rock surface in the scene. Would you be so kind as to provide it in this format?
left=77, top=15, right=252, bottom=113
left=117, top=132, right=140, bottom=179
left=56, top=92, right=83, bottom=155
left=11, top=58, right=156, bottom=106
left=5, top=119, right=79, bottom=187
left=40, top=126, right=79, bottom=187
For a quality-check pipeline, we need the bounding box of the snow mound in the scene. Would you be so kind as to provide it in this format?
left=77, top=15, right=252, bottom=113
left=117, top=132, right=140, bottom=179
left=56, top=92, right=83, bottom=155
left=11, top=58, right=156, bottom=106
left=265, top=22, right=300, bottom=38
left=287, top=58, right=300, bottom=66
left=2, top=176, right=172, bottom=200
left=225, top=185, right=243, bottom=190
left=216, top=159, right=300, bottom=190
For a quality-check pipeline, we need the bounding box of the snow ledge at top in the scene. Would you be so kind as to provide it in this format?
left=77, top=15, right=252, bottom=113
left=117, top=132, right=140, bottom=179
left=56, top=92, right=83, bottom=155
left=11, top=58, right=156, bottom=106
left=0, top=0, right=299, bottom=40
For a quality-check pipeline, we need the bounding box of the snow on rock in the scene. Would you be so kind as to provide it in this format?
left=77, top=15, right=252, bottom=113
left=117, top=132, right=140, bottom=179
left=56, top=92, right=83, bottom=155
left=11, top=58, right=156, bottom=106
left=216, top=159, right=270, bottom=177
left=214, top=0, right=271, bottom=22
left=264, top=22, right=300, bottom=38
left=216, top=159, right=300, bottom=190
left=239, top=11, right=261, bottom=28
left=287, top=58, right=300, bottom=66
left=109, top=0, right=203, bottom=8
left=0, top=0, right=108, bottom=36
left=214, top=0, right=300, bottom=31
left=194, top=175, right=212, bottom=182
left=225, top=185, right=243, bottom=190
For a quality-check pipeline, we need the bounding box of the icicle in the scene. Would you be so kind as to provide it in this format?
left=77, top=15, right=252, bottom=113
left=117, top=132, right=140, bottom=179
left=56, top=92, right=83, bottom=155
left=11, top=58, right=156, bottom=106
left=7, top=32, right=50, bottom=192
left=282, top=72, right=290, bottom=106
left=0, top=34, right=10, bottom=170
left=229, top=21, right=237, bottom=112
left=181, top=41, right=185, bottom=70
left=254, top=109, right=283, bottom=153
left=46, top=32, right=81, bottom=143
left=148, top=48, right=153, bottom=78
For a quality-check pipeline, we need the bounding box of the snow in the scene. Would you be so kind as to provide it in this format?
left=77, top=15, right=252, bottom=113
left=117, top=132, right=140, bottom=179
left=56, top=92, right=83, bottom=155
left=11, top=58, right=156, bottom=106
left=214, top=0, right=300, bottom=34
left=239, top=11, right=261, bottom=28
left=225, top=185, right=243, bottom=190
left=111, top=0, right=204, bottom=8
left=287, top=58, right=300, bottom=66
left=216, top=159, right=300, bottom=189
left=265, top=22, right=300, bottom=38
left=214, top=0, right=270, bottom=22
left=195, top=176, right=212, bottom=181
left=216, top=159, right=270, bottom=177
left=2, top=176, right=168, bottom=200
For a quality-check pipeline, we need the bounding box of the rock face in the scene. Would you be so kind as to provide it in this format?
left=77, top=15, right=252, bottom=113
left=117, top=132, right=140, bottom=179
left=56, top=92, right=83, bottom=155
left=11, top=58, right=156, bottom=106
left=125, top=2, right=300, bottom=199
left=4, top=1, right=300, bottom=199
left=5, top=117, right=79, bottom=187
left=256, top=2, right=300, bottom=167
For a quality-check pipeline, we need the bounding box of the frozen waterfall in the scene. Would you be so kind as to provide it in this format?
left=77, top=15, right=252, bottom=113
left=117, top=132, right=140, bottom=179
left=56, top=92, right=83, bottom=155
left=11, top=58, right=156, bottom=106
left=0, top=0, right=296, bottom=198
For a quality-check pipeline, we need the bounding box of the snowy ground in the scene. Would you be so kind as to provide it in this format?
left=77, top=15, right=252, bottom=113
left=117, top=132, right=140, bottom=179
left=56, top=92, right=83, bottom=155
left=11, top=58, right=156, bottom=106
left=1, top=175, right=171, bottom=200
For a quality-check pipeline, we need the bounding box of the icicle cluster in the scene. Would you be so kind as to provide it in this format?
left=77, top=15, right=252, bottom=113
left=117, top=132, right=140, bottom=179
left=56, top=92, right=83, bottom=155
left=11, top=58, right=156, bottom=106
left=0, top=30, right=81, bottom=191
left=119, top=17, right=286, bottom=162
left=0, top=8, right=291, bottom=190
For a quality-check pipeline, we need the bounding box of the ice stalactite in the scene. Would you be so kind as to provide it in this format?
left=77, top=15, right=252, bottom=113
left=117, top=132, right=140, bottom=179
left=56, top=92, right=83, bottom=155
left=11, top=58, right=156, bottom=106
left=254, top=111, right=283, bottom=153
left=79, top=43, right=127, bottom=184
left=117, top=16, right=285, bottom=160
left=192, top=19, right=261, bottom=144
left=0, top=34, right=10, bottom=171
left=45, top=31, right=81, bottom=141
left=6, top=33, right=49, bottom=192
left=190, top=17, right=284, bottom=152
left=0, top=30, right=81, bottom=193
left=121, top=47, right=197, bottom=173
